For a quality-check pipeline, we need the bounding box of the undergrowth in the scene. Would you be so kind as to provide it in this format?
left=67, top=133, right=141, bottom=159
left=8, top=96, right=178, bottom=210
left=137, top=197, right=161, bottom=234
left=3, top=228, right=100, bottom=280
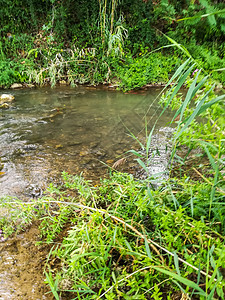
left=0, top=0, right=225, bottom=89
left=1, top=170, right=224, bottom=299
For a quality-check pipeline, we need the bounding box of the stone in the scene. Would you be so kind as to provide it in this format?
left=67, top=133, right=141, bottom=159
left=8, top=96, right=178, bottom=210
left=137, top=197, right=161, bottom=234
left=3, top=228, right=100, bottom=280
left=10, top=83, right=23, bottom=89
left=0, top=94, right=15, bottom=103
left=79, top=150, right=89, bottom=156
left=0, top=160, right=3, bottom=171
left=0, top=103, right=10, bottom=109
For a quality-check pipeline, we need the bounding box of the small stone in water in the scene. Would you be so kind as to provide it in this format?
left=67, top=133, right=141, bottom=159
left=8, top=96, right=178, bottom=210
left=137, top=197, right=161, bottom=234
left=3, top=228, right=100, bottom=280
left=55, top=144, right=63, bottom=149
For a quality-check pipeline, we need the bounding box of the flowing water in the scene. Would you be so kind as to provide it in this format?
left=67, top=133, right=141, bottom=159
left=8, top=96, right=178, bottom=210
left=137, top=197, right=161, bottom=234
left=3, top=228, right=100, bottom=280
left=0, top=86, right=173, bottom=299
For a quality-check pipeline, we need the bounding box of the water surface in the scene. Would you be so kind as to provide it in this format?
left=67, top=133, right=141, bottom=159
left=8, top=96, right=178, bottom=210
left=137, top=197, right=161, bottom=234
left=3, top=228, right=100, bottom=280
left=0, top=86, right=172, bottom=199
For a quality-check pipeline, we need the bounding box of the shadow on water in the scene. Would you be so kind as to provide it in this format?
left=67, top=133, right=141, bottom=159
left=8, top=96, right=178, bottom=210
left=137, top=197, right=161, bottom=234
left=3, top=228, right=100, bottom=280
left=0, top=86, right=173, bottom=299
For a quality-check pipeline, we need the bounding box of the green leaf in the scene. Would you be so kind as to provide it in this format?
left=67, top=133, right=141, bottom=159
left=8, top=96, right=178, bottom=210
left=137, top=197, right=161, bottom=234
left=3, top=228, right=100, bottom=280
left=112, top=271, right=117, bottom=283
left=113, top=226, right=117, bottom=243
left=128, top=149, right=143, bottom=158
left=152, top=266, right=206, bottom=296
left=173, top=251, right=181, bottom=276
left=177, top=8, right=225, bottom=22
left=136, top=159, right=148, bottom=173
left=208, top=283, right=217, bottom=300
left=144, top=237, right=152, bottom=259
left=147, top=187, right=155, bottom=202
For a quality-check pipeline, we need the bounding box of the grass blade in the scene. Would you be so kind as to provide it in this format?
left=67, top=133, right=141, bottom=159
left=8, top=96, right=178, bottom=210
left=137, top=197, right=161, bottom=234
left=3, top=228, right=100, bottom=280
left=45, top=271, right=60, bottom=300
left=152, top=266, right=206, bottom=296
left=166, top=58, right=191, bottom=86
left=144, top=237, right=152, bottom=259
left=173, top=251, right=181, bottom=276
left=177, top=8, right=225, bottom=22
left=159, top=63, right=196, bottom=119
left=196, top=94, right=225, bottom=117
left=175, top=84, right=215, bottom=140
left=176, top=69, right=202, bottom=124
left=146, top=125, right=155, bottom=158
left=128, top=149, right=143, bottom=158
left=190, top=189, right=194, bottom=218
left=136, top=158, right=148, bottom=173
left=161, top=32, right=193, bottom=58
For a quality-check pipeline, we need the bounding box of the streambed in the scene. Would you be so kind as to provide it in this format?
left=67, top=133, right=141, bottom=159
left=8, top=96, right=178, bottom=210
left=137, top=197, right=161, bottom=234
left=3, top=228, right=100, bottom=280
left=0, top=86, right=173, bottom=299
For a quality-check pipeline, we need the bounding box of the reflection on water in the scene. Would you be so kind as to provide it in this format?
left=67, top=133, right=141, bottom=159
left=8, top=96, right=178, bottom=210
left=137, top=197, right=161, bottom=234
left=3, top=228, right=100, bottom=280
left=0, top=86, right=172, bottom=199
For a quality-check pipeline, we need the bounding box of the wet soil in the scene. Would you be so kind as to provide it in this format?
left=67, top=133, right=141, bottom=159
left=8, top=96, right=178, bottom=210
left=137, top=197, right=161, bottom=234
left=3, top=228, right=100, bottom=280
left=0, top=222, right=52, bottom=300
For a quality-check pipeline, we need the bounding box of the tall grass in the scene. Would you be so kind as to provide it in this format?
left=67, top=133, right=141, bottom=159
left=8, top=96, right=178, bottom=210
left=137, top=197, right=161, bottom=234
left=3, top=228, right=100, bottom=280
left=98, top=0, right=127, bottom=57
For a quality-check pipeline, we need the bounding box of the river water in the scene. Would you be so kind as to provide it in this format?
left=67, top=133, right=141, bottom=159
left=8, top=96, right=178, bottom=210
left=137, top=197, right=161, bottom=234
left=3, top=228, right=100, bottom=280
left=0, top=86, right=173, bottom=299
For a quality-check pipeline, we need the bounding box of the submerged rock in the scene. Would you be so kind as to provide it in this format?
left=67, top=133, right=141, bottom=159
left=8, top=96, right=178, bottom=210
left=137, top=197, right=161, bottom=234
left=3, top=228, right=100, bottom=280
left=136, top=126, right=175, bottom=189
left=0, top=103, right=10, bottom=109
left=25, top=83, right=35, bottom=88
left=59, top=80, right=67, bottom=85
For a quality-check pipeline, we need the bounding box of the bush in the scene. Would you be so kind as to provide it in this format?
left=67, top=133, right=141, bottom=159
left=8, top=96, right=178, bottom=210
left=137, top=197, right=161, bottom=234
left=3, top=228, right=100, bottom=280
left=117, top=52, right=181, bottom=90
left=0, top=59, right=28, bottom=87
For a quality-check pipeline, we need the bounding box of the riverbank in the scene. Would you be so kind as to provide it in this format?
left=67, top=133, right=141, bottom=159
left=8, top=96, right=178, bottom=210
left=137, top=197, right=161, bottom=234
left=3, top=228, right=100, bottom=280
left=0, top=221, right=52, bottom=299
left=1, top=40, right=225, bottom=92
left=0, top=60, right=225, bottom=299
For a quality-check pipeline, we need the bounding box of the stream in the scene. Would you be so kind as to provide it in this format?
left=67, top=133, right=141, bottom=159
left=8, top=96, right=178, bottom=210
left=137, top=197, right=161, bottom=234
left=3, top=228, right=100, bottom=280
left=0, top=86, right=173, bottom=299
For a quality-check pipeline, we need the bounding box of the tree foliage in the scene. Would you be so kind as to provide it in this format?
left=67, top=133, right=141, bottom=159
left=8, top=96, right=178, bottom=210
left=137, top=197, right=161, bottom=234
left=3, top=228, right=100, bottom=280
left=0, top=0, right=224, bottom=88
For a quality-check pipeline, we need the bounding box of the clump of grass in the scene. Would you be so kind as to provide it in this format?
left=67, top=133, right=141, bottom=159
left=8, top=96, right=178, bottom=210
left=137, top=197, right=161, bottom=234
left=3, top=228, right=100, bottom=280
left=33, top=171, right=225, bottom=299
left=3, top=170, right=224, bottom=298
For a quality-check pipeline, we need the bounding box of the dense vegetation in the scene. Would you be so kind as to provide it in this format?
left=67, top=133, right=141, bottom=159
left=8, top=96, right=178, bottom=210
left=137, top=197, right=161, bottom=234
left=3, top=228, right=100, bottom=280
left=0, top=0, right=225, bottom=89
left=0, top=1, right=225, bottom=299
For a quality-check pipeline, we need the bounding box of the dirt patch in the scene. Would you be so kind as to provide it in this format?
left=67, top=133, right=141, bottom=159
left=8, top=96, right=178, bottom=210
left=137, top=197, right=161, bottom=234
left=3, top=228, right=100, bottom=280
left=0, top=223, right=53, bottom=300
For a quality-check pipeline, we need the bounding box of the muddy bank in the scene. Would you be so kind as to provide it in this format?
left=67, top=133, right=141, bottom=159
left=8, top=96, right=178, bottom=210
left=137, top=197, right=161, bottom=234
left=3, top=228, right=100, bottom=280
left=0, top=223, right=52, bottom=299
